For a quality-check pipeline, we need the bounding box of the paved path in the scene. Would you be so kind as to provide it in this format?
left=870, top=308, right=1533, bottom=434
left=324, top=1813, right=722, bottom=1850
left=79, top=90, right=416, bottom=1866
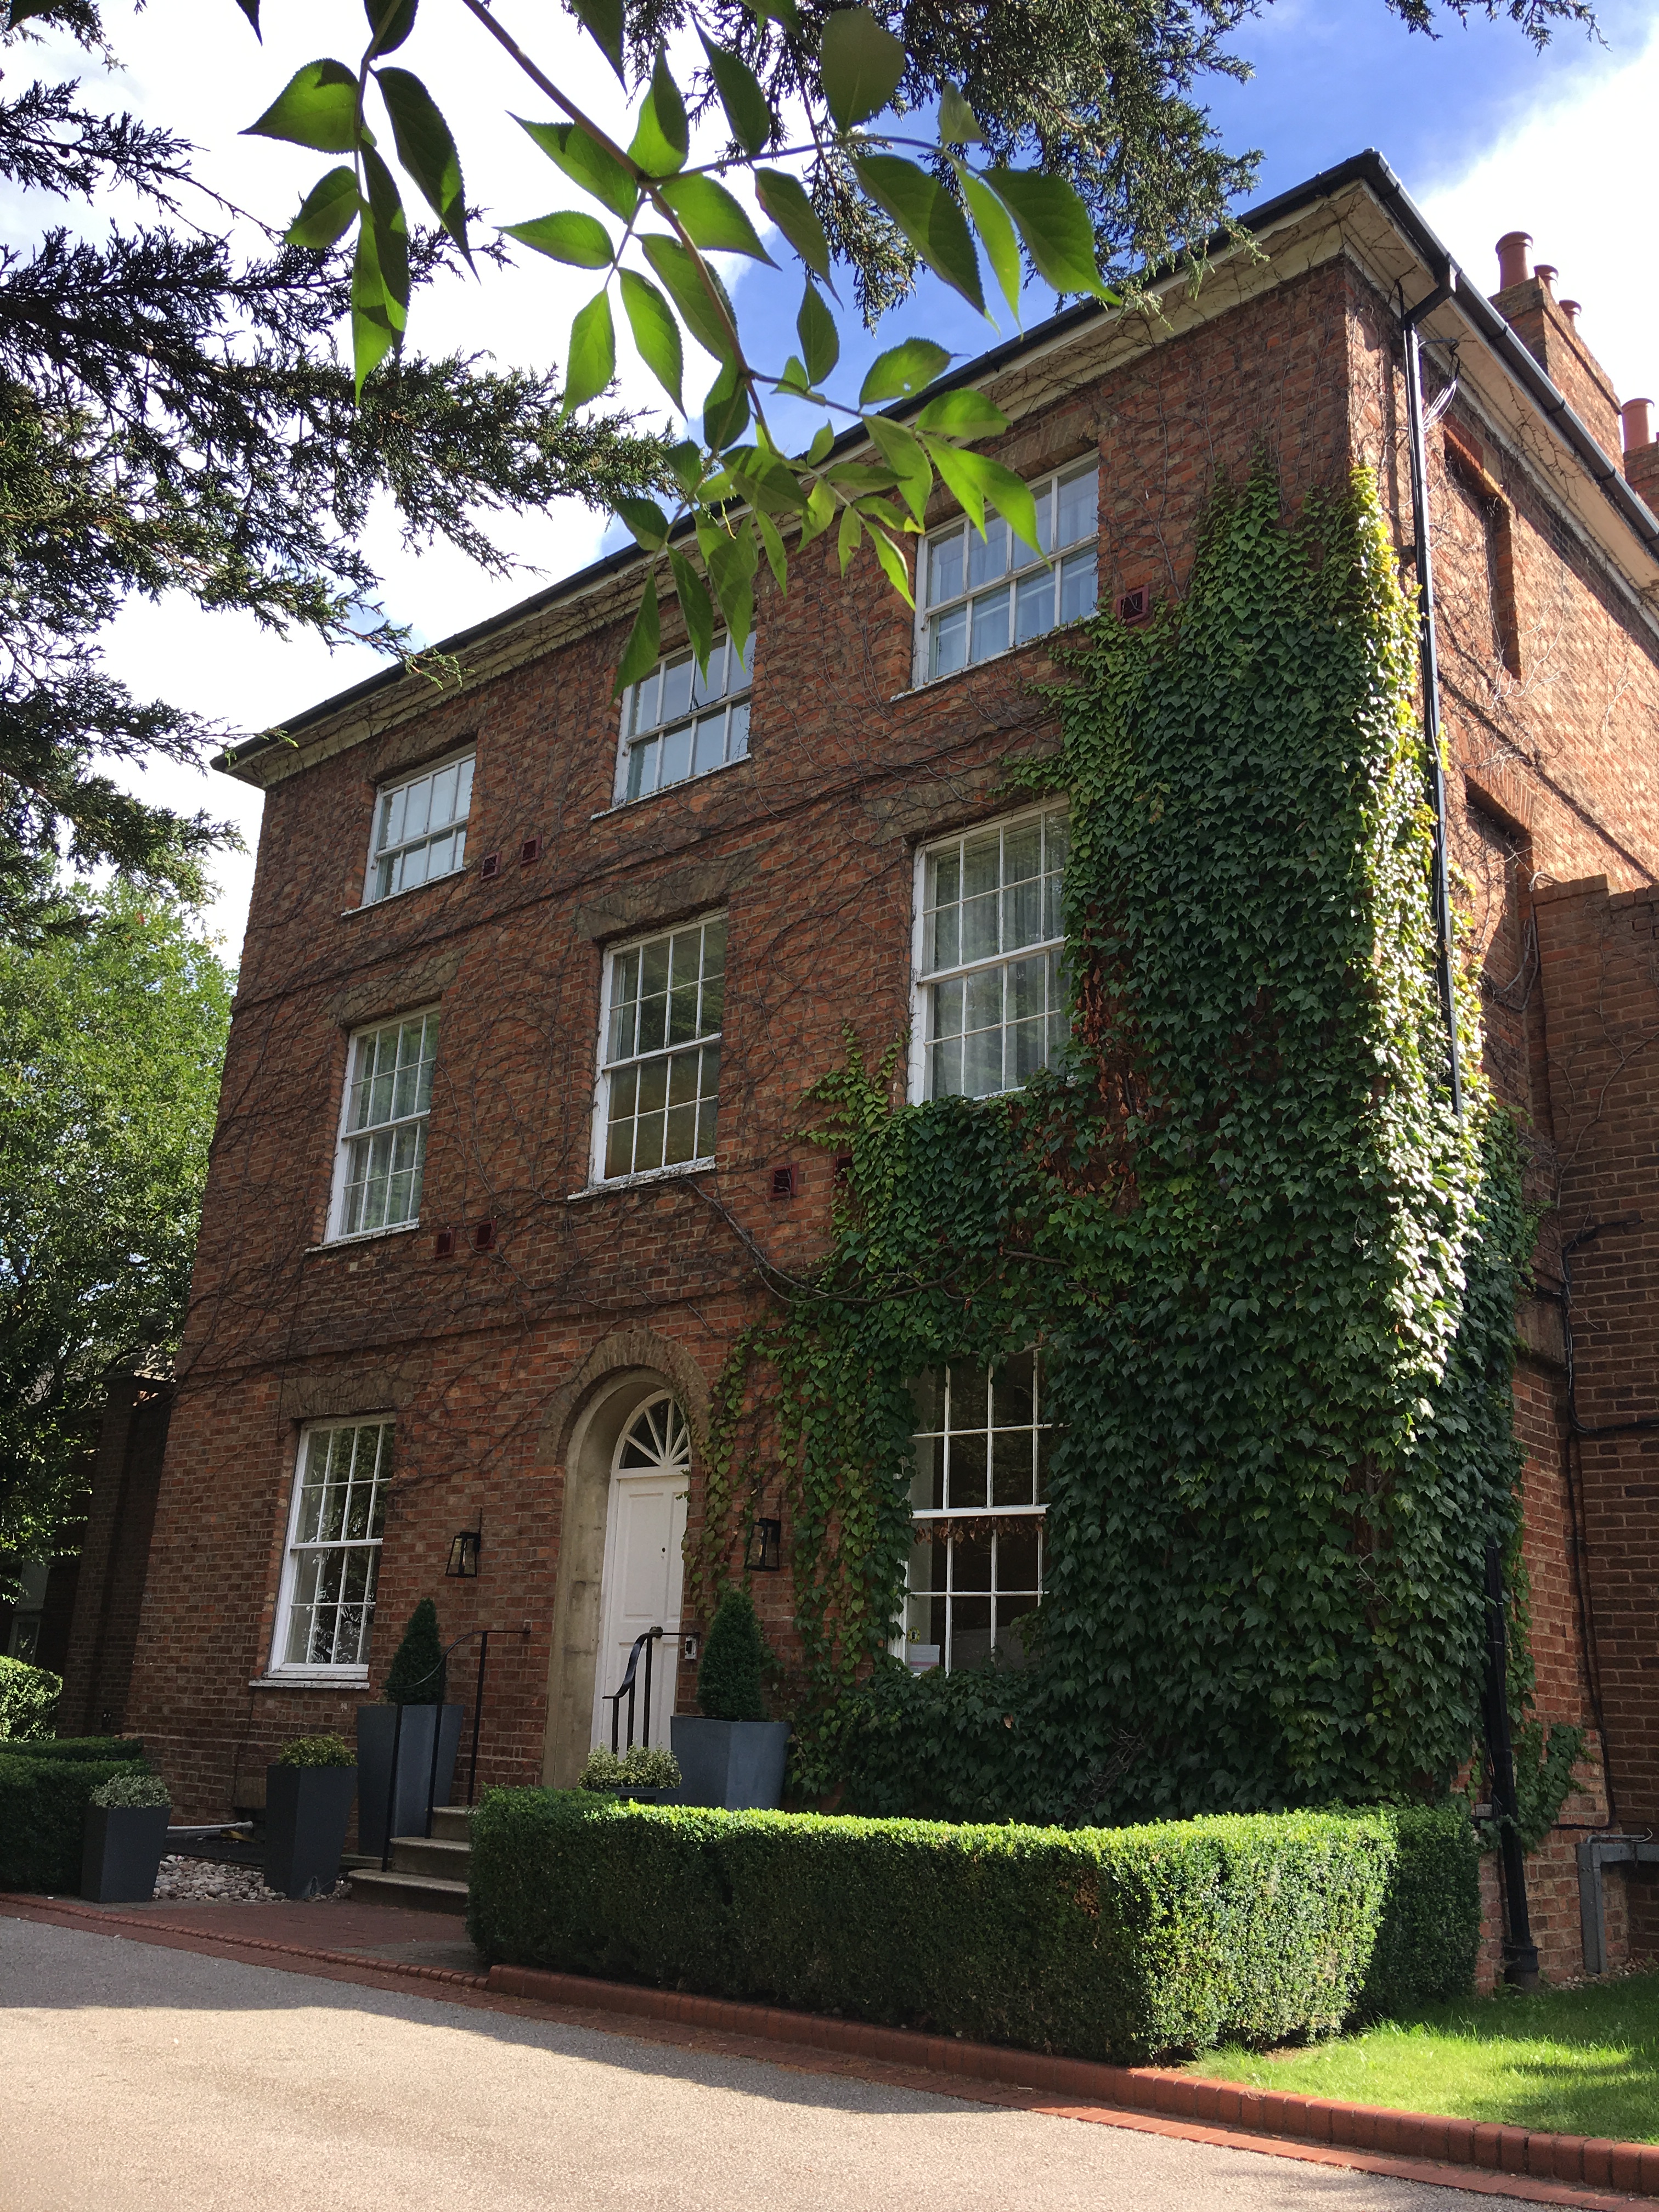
left=2, top=1917, right=1551, bottom=2212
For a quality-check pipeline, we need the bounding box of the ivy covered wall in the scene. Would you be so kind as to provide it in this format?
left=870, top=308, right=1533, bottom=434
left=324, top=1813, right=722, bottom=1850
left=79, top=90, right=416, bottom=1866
left=696, top=461, right=1534, bottom=1825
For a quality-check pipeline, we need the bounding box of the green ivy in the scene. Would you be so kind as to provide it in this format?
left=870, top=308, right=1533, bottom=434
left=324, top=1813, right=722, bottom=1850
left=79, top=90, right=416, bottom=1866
left=698, top=461, right=1554, bottom=1829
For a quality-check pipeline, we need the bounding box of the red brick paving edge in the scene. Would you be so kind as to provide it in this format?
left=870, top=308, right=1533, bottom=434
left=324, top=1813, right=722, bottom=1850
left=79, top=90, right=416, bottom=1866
left=7, top=1897, right=1651, bottom=2210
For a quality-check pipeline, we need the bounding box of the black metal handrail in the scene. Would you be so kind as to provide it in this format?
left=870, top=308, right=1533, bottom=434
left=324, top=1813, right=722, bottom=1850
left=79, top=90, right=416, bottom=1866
left=603, top=1626, right=664, bottom=1753
left=379, top=1624, right=529, bottom=1871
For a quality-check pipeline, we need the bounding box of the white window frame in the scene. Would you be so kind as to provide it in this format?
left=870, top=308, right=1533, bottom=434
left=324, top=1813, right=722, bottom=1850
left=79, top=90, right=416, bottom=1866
left=912, top=460, right=1098, bottom=690
left=326, top=1006, right=440, bottom=1244
left=268, top=1417, right=394, bottom=1682
left=590, top=911, right=726, bottom=1187
left=903, top=1353, right=1052, bottom=1676
left=909, top=801, right=1068, bottom=1106
left=613, top=632, right=754, bottom=806
left=363, top=746, right=475, bottom=906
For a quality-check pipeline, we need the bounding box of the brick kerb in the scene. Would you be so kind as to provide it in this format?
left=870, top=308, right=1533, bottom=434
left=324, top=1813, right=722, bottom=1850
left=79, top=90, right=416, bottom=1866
left=482, top=1960, right=1659, bottom=2197
left=7, top=1901, right=1649, bottom=2208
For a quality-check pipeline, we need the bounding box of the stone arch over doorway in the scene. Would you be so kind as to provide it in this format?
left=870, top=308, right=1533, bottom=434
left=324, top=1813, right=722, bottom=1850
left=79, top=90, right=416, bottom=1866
left=536, top=1328, right=710, bottom=1787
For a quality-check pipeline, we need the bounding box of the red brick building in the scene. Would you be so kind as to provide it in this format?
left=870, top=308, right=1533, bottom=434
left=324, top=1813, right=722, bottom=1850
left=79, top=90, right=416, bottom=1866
left=115, top=153, right=1658, bottom=1973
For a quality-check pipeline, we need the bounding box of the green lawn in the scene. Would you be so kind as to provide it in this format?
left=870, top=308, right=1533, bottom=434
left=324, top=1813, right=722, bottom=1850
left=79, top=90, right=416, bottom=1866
left=1187, top=1972, right=1659, bottom=2144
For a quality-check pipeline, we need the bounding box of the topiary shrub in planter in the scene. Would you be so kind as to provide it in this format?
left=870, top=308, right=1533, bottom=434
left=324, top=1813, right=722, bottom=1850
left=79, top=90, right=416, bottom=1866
left=264, top=1734, right=357, bottom=1900
left=0, top=1753, right=149, bottom=1892
left=357, top=1600, right=462, bottom=1854
left=580, top=1744, right=682, bottom=1802
left=0, top=1654, right=61, bottom=1740
left=81, top=1769, right=171, bottom=1904
left=671, top=1585, right=789, bottom=1810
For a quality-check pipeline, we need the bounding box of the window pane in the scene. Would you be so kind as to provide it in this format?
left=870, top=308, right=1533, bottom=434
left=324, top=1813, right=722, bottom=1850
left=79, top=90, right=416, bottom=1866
left=930, top=602, right=968, bottom=679
left=692, top=714, right=726, bottom=776
left=632, top=669, right=660, bottom=735
left=947, top=1431, right=988, bottom=1510
left=691, top=637, right=727, bottom=707
left=928, top=525, right=964, bottom=607
left=1015, top=569, right=1054, bottom=643
left=430, top=763, right=459, bottom=826
left=660, top=721, right=693, bottom=787
left=968, top=515, right=1008, bottom=589
left=661, top=654, right=693, bottom=721
left=1060, top=550, right=1097, bottom=624
left=1056, top=467, right=1097, bottom=550
left=929, top=1034, right=963, bottom=1098
left=727, top=700, right=751, bottom=760
left=929, top=975, right=964, bottom=1040
left=969, top=588, right=1010, bottom=662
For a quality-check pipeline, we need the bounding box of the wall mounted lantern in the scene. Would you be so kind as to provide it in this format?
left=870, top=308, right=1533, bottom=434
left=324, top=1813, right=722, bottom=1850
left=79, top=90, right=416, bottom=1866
left=445, top=1523, right=482, bottom=1578
left=744, top=1517, right=782, bottom=1572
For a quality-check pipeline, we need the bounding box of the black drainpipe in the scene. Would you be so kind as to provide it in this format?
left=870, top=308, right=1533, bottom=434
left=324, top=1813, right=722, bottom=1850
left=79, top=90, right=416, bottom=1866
left=1402, top=275, right=1541, bottom=1978
left=1401, top=266, right=1464, bottom=1121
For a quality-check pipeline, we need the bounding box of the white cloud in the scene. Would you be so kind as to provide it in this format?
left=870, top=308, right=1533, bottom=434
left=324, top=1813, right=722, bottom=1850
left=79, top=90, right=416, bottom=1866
left=1421, top=21, right=1659, bottom=407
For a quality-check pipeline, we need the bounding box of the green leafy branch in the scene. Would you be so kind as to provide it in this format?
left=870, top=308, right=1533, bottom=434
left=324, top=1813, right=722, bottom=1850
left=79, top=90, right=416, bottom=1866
left=237, top=0, right=1118, bottom=692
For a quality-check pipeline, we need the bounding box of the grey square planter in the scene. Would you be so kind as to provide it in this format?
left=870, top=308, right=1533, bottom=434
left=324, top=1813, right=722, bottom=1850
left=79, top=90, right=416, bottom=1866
left=263, top=1764, right=357, bottom=1899
left=670, top=1717, right=790, bottom=1810
left=356, top=1704, right=462, bottom=1855
left=81, top=1803, right=170, bottom=1903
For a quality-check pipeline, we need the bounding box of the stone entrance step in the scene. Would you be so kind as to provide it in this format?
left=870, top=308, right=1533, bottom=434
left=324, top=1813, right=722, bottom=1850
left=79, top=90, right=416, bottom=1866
left=348, top=1805, right=474, bottom=1915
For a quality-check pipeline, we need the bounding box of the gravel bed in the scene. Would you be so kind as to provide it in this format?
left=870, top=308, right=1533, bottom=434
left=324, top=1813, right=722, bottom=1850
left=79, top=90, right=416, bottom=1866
left=151, top=1855, right=345, bottom=1903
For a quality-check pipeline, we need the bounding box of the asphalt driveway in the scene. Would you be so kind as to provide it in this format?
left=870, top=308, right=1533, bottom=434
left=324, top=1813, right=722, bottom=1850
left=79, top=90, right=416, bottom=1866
left=2, top=1916, right=1549, bottom=2212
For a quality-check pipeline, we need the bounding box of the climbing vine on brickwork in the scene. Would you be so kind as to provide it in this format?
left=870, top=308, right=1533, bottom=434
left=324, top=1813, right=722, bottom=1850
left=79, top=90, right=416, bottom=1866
left=694, top=459, right=1544, bottom=1824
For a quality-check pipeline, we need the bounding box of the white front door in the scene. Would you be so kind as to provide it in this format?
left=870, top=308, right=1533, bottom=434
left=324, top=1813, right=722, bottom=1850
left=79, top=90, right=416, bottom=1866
left=590, top=1393, right=690, bottom=1755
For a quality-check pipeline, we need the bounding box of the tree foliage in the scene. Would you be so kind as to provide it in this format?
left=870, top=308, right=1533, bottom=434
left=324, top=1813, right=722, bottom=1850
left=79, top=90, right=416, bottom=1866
left=0, top=883, right=233, bottom=1555
left=0, top=21, right=670, bottom=939
left=695, top=462, right=1543, bottom=1826
left=224, top=0, right=1595, bottom=714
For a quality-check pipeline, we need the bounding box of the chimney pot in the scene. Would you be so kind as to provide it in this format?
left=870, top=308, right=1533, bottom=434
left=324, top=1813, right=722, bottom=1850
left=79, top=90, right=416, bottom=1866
left=1560, top=298, right=1582, bottom=326
left=1534, top=262, right=1559, bottom=298
left=1496, top=230, right=1532, bottom=289
left=1622, top=397, right=1655, bottom=454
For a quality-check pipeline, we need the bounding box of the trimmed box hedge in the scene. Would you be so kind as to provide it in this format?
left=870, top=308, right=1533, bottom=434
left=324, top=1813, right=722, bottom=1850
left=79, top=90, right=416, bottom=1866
left=0, top=1754, right=156, bottom=1893
left=1359, top=1802, right=1481, bottom=2019
left=0, top=1736, right=145, bottom=1765
left=468, top=1792, right=1478, bottom=2063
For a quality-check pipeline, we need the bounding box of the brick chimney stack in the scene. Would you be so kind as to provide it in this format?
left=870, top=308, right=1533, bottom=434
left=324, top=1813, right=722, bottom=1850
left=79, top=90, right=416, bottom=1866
left=1492, top=233, right=1623, bottom=463
left=1624, top=396, right=1659, bottom=517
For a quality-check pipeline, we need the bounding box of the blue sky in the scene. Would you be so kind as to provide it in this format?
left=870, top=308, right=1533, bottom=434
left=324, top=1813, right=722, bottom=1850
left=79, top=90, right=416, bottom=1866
left=13, top=0, right=1656, bottom=949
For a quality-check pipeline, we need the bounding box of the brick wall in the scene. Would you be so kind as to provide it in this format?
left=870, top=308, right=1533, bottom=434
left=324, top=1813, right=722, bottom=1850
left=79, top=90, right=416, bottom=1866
left=121, top=218, right=1659, bottom=1983
left=56, top=1378, right=174, bottom=1737
left=1531, top=876, right=1659, bottom=1955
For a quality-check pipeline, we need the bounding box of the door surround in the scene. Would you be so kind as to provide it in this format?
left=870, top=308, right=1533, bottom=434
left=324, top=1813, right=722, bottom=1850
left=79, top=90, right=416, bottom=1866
left=538, top=1330, right=708, bottom=1788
